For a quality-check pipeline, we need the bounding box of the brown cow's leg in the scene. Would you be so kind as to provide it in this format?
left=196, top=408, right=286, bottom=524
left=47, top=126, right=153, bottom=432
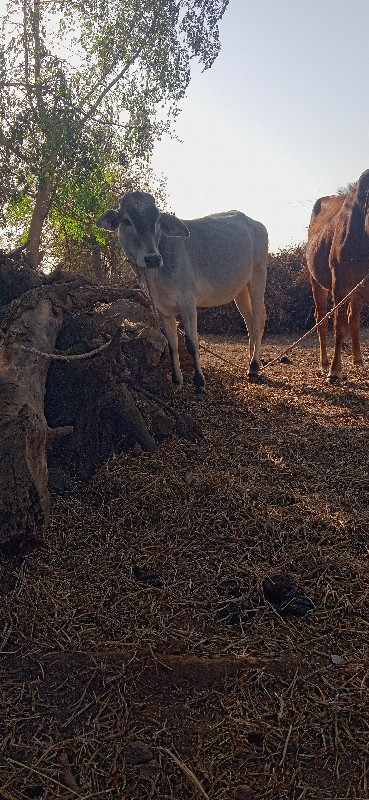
left=329, top=301, right=348, bottom=382
left=310, top=276, right=329, bottom=371
left=347, top=293, right=364, bottom=366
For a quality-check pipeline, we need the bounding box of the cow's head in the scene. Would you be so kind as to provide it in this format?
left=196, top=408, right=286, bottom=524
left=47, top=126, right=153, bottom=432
left=96, top=191, right=190, bottom=271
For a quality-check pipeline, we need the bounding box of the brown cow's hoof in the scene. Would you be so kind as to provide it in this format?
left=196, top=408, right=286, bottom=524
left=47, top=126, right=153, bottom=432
left=353, top=359, right=364, bottom=366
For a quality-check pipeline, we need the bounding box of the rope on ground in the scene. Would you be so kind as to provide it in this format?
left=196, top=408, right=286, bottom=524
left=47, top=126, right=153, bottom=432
left=195, top=334, right=243, bottom=370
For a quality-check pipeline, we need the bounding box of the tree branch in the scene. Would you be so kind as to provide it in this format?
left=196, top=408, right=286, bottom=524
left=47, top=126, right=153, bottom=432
left=78, top=56, right=119, bottom=109
left=78, top=47, right=143, bottom=128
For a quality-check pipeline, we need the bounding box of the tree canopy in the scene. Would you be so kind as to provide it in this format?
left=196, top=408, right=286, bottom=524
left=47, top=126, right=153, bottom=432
left=0, top=0, right=229, bottom=265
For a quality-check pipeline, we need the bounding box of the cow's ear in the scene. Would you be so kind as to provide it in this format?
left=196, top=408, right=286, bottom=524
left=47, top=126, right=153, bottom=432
left=159, top=213, right=190, bottom=238
left=95, top=210, right=120, bottom=231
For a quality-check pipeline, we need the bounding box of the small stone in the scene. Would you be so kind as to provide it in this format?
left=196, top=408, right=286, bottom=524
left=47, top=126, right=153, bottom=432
left=126, top=740, right=154, bottom=765
left=331, top=653, right=346, bottom=666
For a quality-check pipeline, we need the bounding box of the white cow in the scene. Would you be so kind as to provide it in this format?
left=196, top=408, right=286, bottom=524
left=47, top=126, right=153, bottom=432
left=96, top=192, right=268, bottom=393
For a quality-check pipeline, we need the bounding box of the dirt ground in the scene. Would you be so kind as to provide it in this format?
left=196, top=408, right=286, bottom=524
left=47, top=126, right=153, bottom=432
left=1, top=331, right=369, bottom=800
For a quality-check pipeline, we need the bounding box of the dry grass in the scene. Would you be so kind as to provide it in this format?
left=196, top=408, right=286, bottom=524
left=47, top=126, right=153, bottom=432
left=2, top=331, right=369, bottom=800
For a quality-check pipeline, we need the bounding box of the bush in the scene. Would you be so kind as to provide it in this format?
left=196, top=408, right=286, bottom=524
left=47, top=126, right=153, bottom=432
left=265, top=243, right=314, bottom=334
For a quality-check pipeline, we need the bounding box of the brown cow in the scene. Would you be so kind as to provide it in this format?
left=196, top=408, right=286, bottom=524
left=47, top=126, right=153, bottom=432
left=306, top=169, right=369, bottom=382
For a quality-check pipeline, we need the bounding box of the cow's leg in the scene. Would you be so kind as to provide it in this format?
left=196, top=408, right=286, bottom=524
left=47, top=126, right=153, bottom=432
left=329, top=290, right=348, bottom=383
left=180, top=306, right=205, bottom=395
left=235, top=286, right=255, bottom=364
left=246, top=275, right=267, bottom=380
left=310, top=276, right=329, bottom=372
left=347, top=293, right=364, bottom=366
left=160, top=313, right=183, bottom=388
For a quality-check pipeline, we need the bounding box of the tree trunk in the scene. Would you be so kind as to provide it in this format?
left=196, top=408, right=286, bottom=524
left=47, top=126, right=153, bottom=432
left=26, top=176, right=53, bottom=268
left=0, top=287, right=65, bottom=551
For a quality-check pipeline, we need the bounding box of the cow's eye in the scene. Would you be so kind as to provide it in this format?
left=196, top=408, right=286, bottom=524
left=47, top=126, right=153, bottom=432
left=123, top=218, right=132, bottom=227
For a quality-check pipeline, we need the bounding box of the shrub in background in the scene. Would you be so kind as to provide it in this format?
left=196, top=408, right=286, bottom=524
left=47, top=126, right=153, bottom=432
left=264, top=243, right=314, bottom=334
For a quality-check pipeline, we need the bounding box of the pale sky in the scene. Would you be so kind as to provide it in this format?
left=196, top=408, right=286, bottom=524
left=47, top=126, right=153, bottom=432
left=152, top=0, right=369, bottom=252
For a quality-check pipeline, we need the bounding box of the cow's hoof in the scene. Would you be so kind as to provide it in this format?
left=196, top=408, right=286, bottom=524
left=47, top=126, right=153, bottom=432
left=248, top=359, right=261, bottom=383
left=353, top=359, right=364, bottom=367
left=327, top=373, right=342, bottom=384
left=172, top=369, right=183, bottom=389
left=195, top=387, right=206, bottom=399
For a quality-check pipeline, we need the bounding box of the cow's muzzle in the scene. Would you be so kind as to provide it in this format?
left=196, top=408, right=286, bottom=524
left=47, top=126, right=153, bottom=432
left=144, top=253, right=162, bottom=269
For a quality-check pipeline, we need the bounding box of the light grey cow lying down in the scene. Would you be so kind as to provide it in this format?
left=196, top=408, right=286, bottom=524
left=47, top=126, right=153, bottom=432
left=96, top=192, right=268, bottom=394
